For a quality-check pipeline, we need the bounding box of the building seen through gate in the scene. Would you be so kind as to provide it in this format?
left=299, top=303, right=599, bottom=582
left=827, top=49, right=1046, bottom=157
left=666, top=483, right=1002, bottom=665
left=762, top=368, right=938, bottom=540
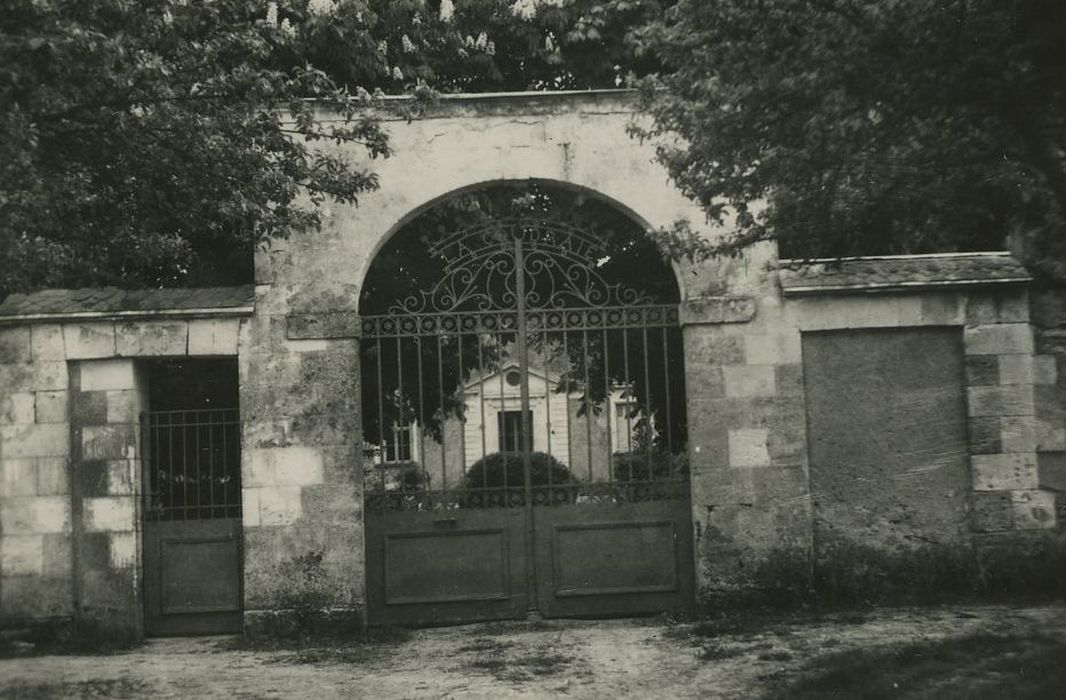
left=0, top=91, right=1060, bottom=636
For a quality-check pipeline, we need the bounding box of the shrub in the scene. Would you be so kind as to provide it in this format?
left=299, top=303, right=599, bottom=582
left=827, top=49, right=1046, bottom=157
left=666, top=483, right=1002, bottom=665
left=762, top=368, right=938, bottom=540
left=463, top=451, right=575, bottom=490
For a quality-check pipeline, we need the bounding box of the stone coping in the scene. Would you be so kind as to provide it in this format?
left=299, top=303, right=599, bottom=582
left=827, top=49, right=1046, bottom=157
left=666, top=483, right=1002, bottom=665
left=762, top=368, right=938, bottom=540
left=779, top=252, right=1031, bottom=296
left=0, top=285, right=254, bottom=324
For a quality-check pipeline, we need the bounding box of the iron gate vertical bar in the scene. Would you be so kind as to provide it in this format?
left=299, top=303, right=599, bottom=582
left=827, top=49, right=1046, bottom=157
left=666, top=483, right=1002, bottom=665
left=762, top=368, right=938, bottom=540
left=513, top=232, right=537, bottom=615
left=582, top=328, right=593, bottom=482
left=436, top=334, right=447, bottom=491
left=622, top=328, right=634, bottom=481
left=416, top=335, right=426, bottom=487
left=661, top=326, right=673, bottom=452
left=477, top=329, right=488, bottom=488
left=603, top=326, right=613, bottom=481
left=642, top=326, right=654, bottom=481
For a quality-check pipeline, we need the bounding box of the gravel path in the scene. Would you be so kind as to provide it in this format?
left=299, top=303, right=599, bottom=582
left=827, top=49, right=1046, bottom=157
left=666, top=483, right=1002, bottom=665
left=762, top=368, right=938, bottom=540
left=1, top=604, right=1064, bottom=699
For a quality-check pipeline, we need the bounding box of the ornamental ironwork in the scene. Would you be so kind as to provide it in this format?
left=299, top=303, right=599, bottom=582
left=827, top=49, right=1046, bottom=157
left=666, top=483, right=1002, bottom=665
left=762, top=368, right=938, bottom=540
left=388, top=217, right=661, bottom=315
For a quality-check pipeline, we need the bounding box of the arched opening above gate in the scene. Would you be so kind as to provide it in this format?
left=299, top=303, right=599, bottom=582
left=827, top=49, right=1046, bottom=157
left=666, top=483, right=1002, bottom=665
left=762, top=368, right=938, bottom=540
left=359, top=181, right=694, bottom=625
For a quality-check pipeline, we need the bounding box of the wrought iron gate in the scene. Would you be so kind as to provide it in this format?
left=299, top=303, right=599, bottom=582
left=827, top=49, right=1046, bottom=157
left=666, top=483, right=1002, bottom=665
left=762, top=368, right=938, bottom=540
left=362, top=218, right=693, bottom=625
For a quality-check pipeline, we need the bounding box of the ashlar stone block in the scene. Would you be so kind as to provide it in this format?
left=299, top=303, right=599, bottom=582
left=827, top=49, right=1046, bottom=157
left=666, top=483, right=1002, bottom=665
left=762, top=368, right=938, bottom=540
left=258, top=486, right=303, bottom=525
left=36, top=457, right=69, bottom=495
left=30, top=324, right=65, bottom=361
left=0, top=496, right=70, bottom=534
left=967, top=385, right=1034, bottom=418
left=1011, top=489, right=1057, bottom=530
left=34, top=390, right=68, bottom=423
left=1, top=534, right=44, bottom=575
left=246, top=446, right=325, bottom=487
left=722, top=366, right=776, bottom=398
left=1000, top=415, right=1036, bottom=453
left=1, top=459, right=37, bottom=497
left=0, top=423, right=70, bottom=458
left=997, top=354, right=1033, bottom=386
left=744, top=333, right=801, bottom=366
left=109, top=532, right=137, bottom=569
left=83, top=496, right=136, bottom=532
left=1033, top=355, right=1057, bottom=385
left=80, top=359, right=136, bottom=391
left=63, top=322, right=116, bottom=359
left=971, top=453, right=1038, bottom=491
left=1, top=392, right=35, bottom=424
left=188, top=318, right=241, bottom=355
left=115, top=321, right=188, bottom=356
left=0, top=327, right=31, bottom=363
left=963, top=324, right=1033, bottom=356
left=728, top=429, right=770, bottom=467
left=82, top=424, right=137, bottom=460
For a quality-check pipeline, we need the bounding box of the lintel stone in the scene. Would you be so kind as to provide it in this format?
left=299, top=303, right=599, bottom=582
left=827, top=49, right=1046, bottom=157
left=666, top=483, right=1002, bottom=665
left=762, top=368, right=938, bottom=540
left=63, top=323, right=116, bottom=359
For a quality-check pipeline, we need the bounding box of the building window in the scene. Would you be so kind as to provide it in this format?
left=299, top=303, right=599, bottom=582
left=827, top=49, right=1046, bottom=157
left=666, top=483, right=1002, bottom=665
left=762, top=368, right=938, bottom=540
left=384, top=424, right=413, bottom=462
left=498, top=410, right=532, bottom=453
left=614, top=400, right=639, bottom=452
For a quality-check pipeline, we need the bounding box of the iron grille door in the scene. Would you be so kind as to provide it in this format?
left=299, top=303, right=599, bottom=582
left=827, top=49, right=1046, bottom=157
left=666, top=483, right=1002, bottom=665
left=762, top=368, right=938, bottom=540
left=142, top=408, right=243, bottom=635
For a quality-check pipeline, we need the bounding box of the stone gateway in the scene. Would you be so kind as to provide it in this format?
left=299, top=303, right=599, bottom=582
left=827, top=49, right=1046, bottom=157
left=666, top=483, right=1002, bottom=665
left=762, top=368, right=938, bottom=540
left=0, top=91, right=1060, bottom=635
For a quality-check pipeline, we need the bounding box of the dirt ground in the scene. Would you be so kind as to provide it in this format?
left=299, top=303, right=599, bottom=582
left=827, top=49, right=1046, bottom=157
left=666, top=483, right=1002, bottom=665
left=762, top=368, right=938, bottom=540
left=1, top=604, right=1064, bottom=699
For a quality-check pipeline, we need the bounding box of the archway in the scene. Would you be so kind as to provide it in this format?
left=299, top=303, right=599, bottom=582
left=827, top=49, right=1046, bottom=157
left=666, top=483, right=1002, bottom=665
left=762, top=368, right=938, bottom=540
left=360, top=181, right=694, bottom=625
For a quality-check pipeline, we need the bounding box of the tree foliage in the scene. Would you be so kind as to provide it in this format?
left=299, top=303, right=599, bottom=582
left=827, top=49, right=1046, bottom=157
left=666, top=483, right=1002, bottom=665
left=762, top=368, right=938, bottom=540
left=632, top=0, right=1066, bottom=274
left=0, top=0, right=393, bottom=298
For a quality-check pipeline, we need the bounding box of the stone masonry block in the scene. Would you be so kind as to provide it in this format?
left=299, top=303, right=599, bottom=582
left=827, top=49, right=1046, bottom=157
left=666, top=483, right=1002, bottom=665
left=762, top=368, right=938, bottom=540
left=1038, top=453, right=1066, bottom=491
left=0, top=423, right=70, bottom=457
left=29, top=362, right=68, bottom=391
left=115, top=320, right=189, bottom=356
left=243, top=488, right=261, bottom=527
left=80, top=359, right=136, bottom=391
left=188, top=318, right=241, bottom=355
left=971, top=491, right=1013, bottom=532
left=919, top=294, right=965, bottom=326
left=82, top=424, right=137, bottom=460
left=105, top=390, right=138, bottom=423
left=34, top=390, right=68, bottom=423
left=963, top=324, right=1033, bottom=356
left=30, top=324, right=65, bottom=361
left=968, top=416, right=1001, bottom=454
left=965, top=356, right=999, bottom=386
left=1000, top=416, right=1036, bottom=453
left=967, top=385, right=1034, bottom=418
left=0, top=496, right=70, bottom=534
left=110, top=532, right=137, bottom=569
left=258, top=486, right=303, bottom=525
left=728, top=429, right=770, bottom=467
left=1, top=459, right=37, bottom=497
left=286, top=312, right=360, bottom=340
left=84, top=496, right=136, bottom=532
left=1, top=392, right=35, bottom=424
left=1, top=535, right=44, bottom=575
left=679, top=297, right=756, bottom=325
left=107, top=460, right=136, bottom=495
left=71, top=390, right=108, bottom=425
left=246, top=446, right=325, bottom=487
left=684, top=328, right=746, bottom=365
left=744, top=333, right=801, bottom=365
left=1033, top=355, right=1057, bottom=385
left=998, top=354, right=1033, bottom=386
left=36, top=457, right=68, bottom=495
left=1036, top=418, right=1066, bottom=452
left=31, top=397, right=70, bottom=436
left=0, top=326, right=31, bottom=363
left=1, top=576, right=73, bottom=618
left=42, top=533, right=72, bottom=577
left=971, top=453, right=1038, bottom=491
left=1011, top=489, right=1056, bottom=530
left=723, top=366, right=776, bottom=398
left=63, top=322, right=116, bottom=359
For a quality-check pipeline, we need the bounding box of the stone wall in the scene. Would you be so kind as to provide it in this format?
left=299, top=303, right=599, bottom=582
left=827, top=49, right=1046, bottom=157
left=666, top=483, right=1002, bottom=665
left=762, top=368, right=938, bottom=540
left=684, top=254, right=1057, bottom=597
left=0, top=316, right=244, bottom=627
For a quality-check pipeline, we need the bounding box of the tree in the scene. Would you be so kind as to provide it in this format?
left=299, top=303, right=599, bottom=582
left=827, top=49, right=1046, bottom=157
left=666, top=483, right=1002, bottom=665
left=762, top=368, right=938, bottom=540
left=0, top=0, right=393, bottom=298
left=293, top=0, right=671, bottom=93
left=631, top=0, right=1066, bottom=278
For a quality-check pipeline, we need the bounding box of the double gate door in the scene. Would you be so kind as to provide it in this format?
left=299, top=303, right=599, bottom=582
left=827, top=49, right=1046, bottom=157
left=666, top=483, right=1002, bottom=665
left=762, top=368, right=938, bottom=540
left=362, top=218, right=694, bottom=626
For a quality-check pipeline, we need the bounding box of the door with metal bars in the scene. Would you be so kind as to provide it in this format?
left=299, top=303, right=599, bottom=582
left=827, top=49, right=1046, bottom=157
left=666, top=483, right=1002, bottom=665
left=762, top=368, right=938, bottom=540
left=141, top=359, right=243, bottom=635
left=361, top=215, right=694, bottom=626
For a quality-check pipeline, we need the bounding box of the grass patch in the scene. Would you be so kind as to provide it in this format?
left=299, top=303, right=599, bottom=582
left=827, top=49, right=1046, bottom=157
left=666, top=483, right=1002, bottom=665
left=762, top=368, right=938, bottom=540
left=764, top=632, right=1066, bottom=700
left=1, top=678, right=151, bottom=699
left=223, top=625, right=411, bottom=665
left=0, top=618, right=140, bottom=658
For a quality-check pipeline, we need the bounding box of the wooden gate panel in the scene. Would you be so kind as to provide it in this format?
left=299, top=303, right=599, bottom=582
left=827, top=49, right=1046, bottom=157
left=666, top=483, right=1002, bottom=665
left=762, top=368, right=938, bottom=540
left=366, top=507, right=528, bottom=626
